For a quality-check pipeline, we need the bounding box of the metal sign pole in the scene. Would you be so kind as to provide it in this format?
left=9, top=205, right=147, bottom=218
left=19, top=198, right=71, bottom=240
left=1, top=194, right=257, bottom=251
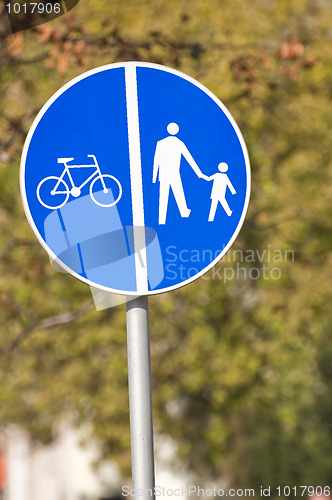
left=126, top=295, right=155, bottom=499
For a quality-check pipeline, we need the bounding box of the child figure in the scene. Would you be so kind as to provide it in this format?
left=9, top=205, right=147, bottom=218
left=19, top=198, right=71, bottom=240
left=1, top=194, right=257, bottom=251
left=206, top=162, right=236, bottom=221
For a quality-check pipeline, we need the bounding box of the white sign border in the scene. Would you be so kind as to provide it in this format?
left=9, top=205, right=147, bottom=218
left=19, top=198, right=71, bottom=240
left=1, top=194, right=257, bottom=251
left=20, top=61, right=251, bottom=296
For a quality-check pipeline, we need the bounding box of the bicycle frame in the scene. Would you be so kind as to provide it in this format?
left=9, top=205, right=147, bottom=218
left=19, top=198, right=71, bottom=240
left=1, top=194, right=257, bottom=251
left=54, top=154, right=107, bottom=193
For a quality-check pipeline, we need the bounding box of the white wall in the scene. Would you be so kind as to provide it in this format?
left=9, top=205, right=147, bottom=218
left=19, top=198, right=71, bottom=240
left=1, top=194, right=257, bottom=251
left=3, top=424, right=191, bottom=500
left=5, top=424, right=121, bottom=500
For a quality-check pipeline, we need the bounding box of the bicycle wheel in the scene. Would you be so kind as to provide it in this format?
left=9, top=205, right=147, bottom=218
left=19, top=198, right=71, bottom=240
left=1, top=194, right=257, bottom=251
left=90, top=174, right=122, bottom=207
left=37, top=176, right=70, bottom=209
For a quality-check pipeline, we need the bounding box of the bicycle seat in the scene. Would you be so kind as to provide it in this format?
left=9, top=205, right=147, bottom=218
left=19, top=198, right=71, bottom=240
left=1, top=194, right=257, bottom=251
left=57, top=157, right=74, bottom=163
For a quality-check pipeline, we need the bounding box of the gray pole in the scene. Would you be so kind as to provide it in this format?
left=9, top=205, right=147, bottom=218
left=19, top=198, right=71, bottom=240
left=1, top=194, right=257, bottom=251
left=126, top=295, right=155, bottom=499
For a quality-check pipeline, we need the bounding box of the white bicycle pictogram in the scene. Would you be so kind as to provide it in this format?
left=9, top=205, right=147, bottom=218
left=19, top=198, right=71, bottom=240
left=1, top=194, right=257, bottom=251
left=37, top=154, right=122, bottom=209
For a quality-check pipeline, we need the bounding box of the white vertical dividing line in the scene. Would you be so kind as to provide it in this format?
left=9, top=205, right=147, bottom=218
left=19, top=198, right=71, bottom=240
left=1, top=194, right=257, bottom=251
left=125, top=63, right=149, bottom=294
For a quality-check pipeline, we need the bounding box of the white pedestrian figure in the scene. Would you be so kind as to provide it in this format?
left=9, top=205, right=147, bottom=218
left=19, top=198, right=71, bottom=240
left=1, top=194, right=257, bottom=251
left=152, top=123, right=205, bottom=225
left=206, top=162, right=236, bottom=221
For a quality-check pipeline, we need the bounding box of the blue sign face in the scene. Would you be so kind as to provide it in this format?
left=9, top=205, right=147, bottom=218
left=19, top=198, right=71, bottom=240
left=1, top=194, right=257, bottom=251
left=21, top=62, right=250, bottom=296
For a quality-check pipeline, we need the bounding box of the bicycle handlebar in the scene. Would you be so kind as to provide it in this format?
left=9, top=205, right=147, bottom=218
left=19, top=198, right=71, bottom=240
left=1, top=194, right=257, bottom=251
left=87, top=154, right=97, bottom=163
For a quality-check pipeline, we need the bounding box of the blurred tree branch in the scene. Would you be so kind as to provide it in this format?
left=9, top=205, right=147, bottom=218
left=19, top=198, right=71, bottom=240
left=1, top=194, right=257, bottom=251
left=0, top=299, right=94, bottom=356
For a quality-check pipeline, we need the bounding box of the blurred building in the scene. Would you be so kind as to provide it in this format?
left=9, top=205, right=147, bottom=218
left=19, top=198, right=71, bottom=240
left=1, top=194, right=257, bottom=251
left=2, top=423, right=121, bottom=500
left=0, top=424, right=188, bottom=500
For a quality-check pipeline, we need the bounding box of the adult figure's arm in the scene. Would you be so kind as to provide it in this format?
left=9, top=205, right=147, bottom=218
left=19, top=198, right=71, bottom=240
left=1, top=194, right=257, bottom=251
left=181, top=143, right=205, bottom=178
left=152, top=142, right=161, bottom=183
left=227, top=176, right=236, bottom=194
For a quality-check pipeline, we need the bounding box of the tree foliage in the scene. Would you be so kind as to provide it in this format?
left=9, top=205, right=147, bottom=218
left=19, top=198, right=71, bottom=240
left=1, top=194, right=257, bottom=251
left=0, top=0, right=332, bottom=492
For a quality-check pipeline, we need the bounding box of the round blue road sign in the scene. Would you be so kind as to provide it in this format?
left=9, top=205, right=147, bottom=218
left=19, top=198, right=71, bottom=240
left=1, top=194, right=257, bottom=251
left=21, top=62, right=250, bottom=296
